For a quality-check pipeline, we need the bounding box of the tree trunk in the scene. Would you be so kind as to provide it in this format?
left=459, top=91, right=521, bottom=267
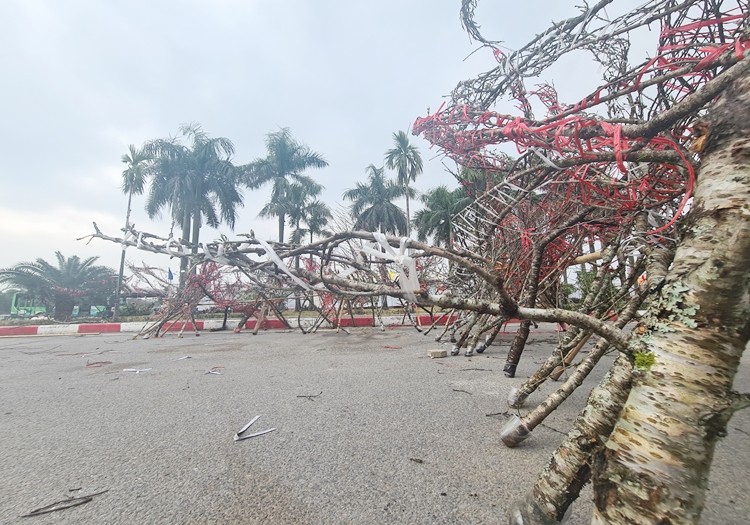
left=191, top=212, right=201, bottom=259
left=502, top=335, right=614, bottom=448
left=179, top=209, right=191, bottom=288
left=505, top=210, right=592, bottom=377
left=294, top=255, right=302, bottom=311
left=504, top=320, right=532, bottom=376
left=278, top=213, right=285, bottom=243
left=509, top=354, right=632, bottom=524
left=405, top=192, right=411, bottom=237
left=53, top=294, right=75, bottom=321
left=113, top=190, right=133, bottom=320
left=591, top=71, right=750, bottom=524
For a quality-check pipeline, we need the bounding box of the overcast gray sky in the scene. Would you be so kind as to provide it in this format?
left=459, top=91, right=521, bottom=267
left=0, top=1, right=618, bottom=272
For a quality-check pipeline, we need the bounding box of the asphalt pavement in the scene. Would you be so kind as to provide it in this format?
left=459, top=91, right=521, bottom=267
left=0, top=327, right=747, bottom=524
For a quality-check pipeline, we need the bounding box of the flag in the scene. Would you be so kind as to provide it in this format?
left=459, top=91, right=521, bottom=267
left=168, top=268, right=174, bottom=281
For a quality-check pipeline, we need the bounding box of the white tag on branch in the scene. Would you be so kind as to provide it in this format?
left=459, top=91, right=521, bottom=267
left=361, top=232, right=420, bottom=303
left=256, top=238, right=313, bottom=291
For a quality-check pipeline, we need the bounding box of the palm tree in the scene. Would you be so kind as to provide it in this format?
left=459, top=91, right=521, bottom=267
left=258, top=178, right=322, bottom=243
left=413, top=186, right=471, bottom=246
left=300, top=200, right=333, bottom=243
left=272, top=180, right=333, bottom=244
left=245, top=128, right=328, bottom=242
left=385, top=130, right=423, bottom=236
left=0, top=253, right=116, bottom=320
left=145, top=123, right=244, bottom=284
left=114, top=144, right=151, bottom=317
left=343, top=165, right=412, bottom=234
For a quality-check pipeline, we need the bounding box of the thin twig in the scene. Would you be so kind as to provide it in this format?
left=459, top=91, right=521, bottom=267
left=21, top=490, right=109, bottom=518
left=296, top=391, right=323, bottom=400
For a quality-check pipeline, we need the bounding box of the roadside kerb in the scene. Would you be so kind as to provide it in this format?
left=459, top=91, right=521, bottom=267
left=0, top=315, right=557, bottom=337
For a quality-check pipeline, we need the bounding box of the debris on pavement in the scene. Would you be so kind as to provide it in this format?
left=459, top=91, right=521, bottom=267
left=85, top=361, right=112, bottom=368
left=205, top=366, right=224, bottom=375
left=176, top=355, right=191, bottom=360
left=20, top=490, right=109, bottom=518
left=234, top=415, right=277, bottom=442
left=296, top=391, right=322, bottom=401
left=122, top=368, right=152, bottom=374
left=428, top=349, right=447, bottom=358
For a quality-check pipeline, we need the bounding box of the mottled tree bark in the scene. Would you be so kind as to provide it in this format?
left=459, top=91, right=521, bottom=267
left=501, top=336, right=613, bottom=448
left=510, top=283, right=644, bottom=409
left=508, top=354, right=632, bottom=524
left=591, top=71, right=750, bottom=524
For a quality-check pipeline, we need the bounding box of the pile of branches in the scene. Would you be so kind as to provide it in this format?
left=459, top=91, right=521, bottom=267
left=84, top=2, right=749, bottom=522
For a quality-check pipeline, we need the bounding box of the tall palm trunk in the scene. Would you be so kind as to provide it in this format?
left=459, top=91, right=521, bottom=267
left=179, top=209, right=191, bottom=287
left=114, top=190, right=133, bottom=319
left=278, top=213, right=286, bottom=243
left=190, top=211, right=202, bottom=278
left=591, top=72, right=750, bottom=524
left=405, top=192, right=411, bottom=237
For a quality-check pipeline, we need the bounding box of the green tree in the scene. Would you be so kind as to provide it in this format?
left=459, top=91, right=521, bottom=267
left=246, top=128, right=328, bottom=242
left=457, top=166, right=505, bottom=196
left=298, top=200, right=333, bottom=243
left=121, top=144, right=151, bottom=227
left=0, top=289, right=13, bottom=315
left=343, top=164, right=412, bottom=235
left=145, top=123, right=244, bottom=284
left=114, top=144, right=151, bottom=317
left=0, top=253, right=116, bottom=320
left=258, top=178, right=323, bottom=243
left=413, top=185, right=471, bottom=246
left=274, top=181, right=332, bottom=244
left=385, top=130, right=423, bottom=236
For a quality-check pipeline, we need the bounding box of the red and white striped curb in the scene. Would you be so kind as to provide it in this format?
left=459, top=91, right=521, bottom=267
left=0, top=316, right=556, bottom=338
left=0, top=315, right=475, bottom=337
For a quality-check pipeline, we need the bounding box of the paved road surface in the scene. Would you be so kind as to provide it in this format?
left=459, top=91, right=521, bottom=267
left=1, top=328, right=747, bottom=524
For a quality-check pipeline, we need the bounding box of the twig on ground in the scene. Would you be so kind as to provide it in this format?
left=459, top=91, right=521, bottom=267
left=296, top=391, right=323, bottom=400
left=21, top=490, right=109, bottom=518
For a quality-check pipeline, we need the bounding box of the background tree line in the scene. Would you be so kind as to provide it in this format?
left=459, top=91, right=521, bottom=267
left=1, top=123, right=471, bottom=320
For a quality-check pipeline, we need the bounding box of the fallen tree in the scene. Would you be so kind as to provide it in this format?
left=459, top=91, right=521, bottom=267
left=83, top=1, right=750, bottom=522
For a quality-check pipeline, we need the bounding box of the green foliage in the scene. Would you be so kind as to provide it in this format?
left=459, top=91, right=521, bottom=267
left=413, top=185, right=471, bottom=246
left=384, top=131, right=423, bottom=236
left=343, top=165, right=410, bottom=234
left=118, top=302, right=157, bottom=317
left=634, top=350, right=656, bottom=370
left=0, top=252, right=117, bottom=320
left=385, top=131, right=424, bottom=188
left=145, top=123, right=244, bottom=246
left=0, top=289, right=14, bottom=315
left=121, top=144, right=151, bottom=196
left=245, top=128, right=329, bottom=242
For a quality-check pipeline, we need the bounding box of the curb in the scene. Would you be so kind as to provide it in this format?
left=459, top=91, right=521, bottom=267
left=0, top=316, right=562, bottom=338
